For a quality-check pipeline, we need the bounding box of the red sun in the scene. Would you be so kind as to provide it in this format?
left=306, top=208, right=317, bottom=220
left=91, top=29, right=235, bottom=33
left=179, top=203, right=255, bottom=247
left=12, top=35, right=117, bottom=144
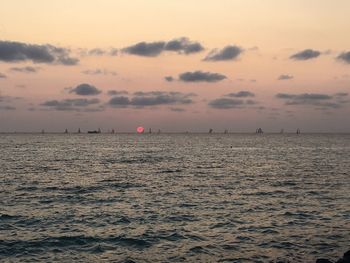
left=137, top=126, right=144, bottom=133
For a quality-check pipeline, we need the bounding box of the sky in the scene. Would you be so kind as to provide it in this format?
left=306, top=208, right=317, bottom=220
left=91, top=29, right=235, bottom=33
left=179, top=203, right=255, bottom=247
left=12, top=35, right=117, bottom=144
left=0, top=0, right=350, bottom=132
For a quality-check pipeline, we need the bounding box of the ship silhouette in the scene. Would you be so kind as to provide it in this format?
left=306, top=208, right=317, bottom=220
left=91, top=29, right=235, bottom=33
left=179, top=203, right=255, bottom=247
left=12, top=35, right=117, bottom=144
left=88, top=128, right=101, bottom=134
left=256, top=128, right=263, bottom=134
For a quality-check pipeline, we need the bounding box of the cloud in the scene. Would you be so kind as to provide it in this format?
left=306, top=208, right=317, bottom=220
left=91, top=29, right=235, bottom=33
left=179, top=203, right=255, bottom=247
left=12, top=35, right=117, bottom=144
left=226, top=91, right=255, bottom=98
left=122, top=41, right=165, bottom=57
left=335, top=92, right=348, bottom=97
left=108, top=91, right=196, bottom=108
left=0, top=95, right=21, bottom=110
left=275, top=92, right=347, bottom=109
left=278, top=74, right=293, bottom=80
left=122, top=38, right=204, bottom=57
left=107, top=90, right=129, bottom=96
left=208, top=98, right=245, bottom=109
left=41, top=98, right=101, bottom=111
left=0, top=105, right=16, bottom=110
left=337, top=51, right=350, bottom=64
left=208, top=91, right=259, bottom=109
left=170, top=107, right=186, bottom=112
left=164, top=37, right=204, bottom=54
left=0, top=72, right=6, bottom=78
left=88, top=48, right=107, bottom=56
left=81, top=69, right=117, bottom=76
left=276, top=93, right=332, bottom=100
left=80, top=48, right=118, bottom=56
left=108, top=96, right=130, bottom=108
left=69, top=83, right=102, bottom=96
left=10, top=66, right=40, bottom=73
left=290, top=49, right=321, bottom=60
left=0, top=40, right=79, bottom=65
left=179, top=71, right=227, bottom=82
left=203, top=45, right=243, bottom=61
left=164, top=76, right=174, bottom=82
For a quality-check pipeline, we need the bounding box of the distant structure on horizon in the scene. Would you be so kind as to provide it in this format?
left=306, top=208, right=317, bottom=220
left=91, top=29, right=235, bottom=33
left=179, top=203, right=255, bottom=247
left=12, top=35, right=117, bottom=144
left=157, top=129, right=161, bottom=134
left=209, top=128, right=213, bottom=134
left=224, top=129, right=228, bottom=134
left=111, top=129, right=115, bottom=134
left=256, top=128, right=263, bottom=134
left=280, top=129, right=284, bottom=134
left=297, top=128, right=301, bottom=134
left=77, top=128, right=81, bottom=134
left=64, top=129, right=68, bottom=134
left=41, top=129, right=45, bottom=134
left=149, top=128, right=152, bottom=134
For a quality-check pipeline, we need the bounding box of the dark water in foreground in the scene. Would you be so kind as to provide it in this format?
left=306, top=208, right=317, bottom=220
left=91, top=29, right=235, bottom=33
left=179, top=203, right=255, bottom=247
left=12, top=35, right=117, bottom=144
left=0, top=133, right=349, bottom=262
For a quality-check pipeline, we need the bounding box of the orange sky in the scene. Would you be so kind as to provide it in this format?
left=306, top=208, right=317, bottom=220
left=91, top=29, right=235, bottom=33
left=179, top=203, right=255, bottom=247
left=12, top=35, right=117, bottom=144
left=0, top=0, right=349, bottom=132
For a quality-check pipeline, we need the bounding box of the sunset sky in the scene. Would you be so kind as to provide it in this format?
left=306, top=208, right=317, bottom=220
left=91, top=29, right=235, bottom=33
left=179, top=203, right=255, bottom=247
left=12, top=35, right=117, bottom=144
left=1, top=0, right=350, bottom=132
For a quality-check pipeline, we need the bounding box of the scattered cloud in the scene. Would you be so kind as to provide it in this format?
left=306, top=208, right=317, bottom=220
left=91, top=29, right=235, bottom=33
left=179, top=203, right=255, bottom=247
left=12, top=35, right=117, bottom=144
left=108, top=96, right=130, bottom=108
left=276, top=92, right=348, bottom=109
left=164, top=76, right=174, bottom=82
left=0, top=40, right=79, bottom=65
left=208, top=98, right=245, bottom=109
left=81, top=69, right=117, bottom=76
left=108, top=91, right=196, bottom=108
left=290, top=49, right=321, bottom=60
left=0, top=105, right=16, bottom=110
left=68, top=83, right=102, bottom=96
left=88, top=48, right=107, bottom=56
left=226, top=91, right=255, bottom=98
left=335, top=92, right=348, bottom=97
left=122, top=41, right=165, bottom=57
left=107, top=90, right=129, bottom=96
left=209, top=91, right=259, bottom=109
left=278, top=74, right=293, bottom=80
left=79, top=48, right=118, bottom=56
left=164, top=37, right=204, bottom=54
left=179, top=71, right=227, bottom=82
left=41, top=98, right=101, bottom=111
left=203, top=45, right=243, bottom=61
left=336, top=51, right=350, bottom=64
left=170, top=107, right=186, bottom=112
left=122, top=37, right=204, bottom=57
left=10, top=66, right=40, bottom=73
left=0, top=95, right=21, bottom=110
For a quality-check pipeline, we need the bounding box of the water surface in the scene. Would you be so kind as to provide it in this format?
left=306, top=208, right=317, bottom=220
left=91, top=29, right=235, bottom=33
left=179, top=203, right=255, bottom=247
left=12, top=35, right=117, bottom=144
left=0, top=133, right=349, bottom=262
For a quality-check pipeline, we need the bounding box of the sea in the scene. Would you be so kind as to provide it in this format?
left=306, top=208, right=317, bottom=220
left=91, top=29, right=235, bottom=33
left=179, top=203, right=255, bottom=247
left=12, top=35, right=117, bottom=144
left=0, top=133, right=349, bottom=263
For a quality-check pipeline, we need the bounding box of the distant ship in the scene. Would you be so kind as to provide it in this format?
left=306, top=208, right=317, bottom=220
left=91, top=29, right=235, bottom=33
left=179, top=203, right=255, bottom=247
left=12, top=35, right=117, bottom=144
left=157, top=129, right=161, bottom=134
left=224, top=129, right=228, bottom=134
left=64, top=129, right=68, bottom=134
left=209, top=128, right=213, bottom=134
left=77, top=128, right=81, bottom=134
left=296, top=128, right=301, bottom=134
left=88, top=128, right=101, bottom=134
left=111, top=129, right=115, bottom=134
left=149, top=128, right=152, bottom=134
left=256, top=128, right=263, bottom=134
left=41, top=129, right=45, bottom=134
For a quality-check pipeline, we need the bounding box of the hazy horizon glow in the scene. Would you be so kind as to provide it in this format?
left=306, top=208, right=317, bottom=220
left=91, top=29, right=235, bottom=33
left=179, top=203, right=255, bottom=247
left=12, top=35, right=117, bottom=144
left=1, top=0, right=350, bottom=132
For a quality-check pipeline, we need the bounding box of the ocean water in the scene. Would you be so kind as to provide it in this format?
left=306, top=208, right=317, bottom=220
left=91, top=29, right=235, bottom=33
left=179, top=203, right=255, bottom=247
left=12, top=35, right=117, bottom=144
left=0, top=133, right=349, bottom=263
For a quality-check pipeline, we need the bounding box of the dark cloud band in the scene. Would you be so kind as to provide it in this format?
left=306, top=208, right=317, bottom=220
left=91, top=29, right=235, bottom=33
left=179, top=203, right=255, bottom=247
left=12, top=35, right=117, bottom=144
left=0, top=40, right=79, bottom=65
left=179, top=71, right=227, bottom=82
